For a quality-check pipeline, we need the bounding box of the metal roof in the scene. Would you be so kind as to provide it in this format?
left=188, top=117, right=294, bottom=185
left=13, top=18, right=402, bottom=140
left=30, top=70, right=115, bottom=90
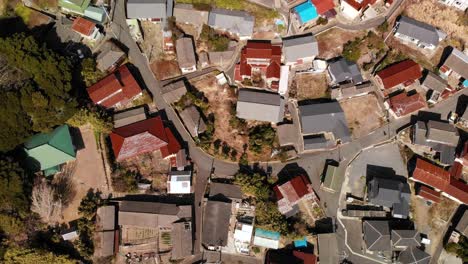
left=202, top=200, right=231, bottom=246
left=113, top=107, right=147, bottom=128
left=209, top=182, right=243, bottom=200
left=208, top=8, right=254, bottom=37
left=396, top=16, right=439, bottom=46
left=236, top=89, right=285, bottom=123
left=282, top=33, right=319, bottom=63
left=176, top=37, right=196, bottom=69
left=398, top=247, right=431, bottom=264
left=179, top=106, right=206, bottom=137
left=443, top=48, right=468, bottom=79
left=173, top=4, right=209, bottom=25
left=421, top=72, right=447, bottom=92
left=126, top=0, right=166, bottom=19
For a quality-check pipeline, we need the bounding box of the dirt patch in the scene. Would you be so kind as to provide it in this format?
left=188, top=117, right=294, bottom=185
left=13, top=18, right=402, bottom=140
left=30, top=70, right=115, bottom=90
left=140, top=21, right=164, bottom=63
left=316, top=28, right=366, bottom=59
left=340, top=94, right=385, bottom=138
left=252, top=31, right=278, bottom=40
left=291, top=73, right=329, bottom=100
left=150, top=60, right=181, bottom=80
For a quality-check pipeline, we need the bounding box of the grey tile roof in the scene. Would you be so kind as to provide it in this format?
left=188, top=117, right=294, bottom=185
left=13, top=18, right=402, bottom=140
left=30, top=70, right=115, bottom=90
left=202, top=200, right=231, bottom=246
left=113, top=107, right=147, bottom=128
left=456, top=210, right=468, bottom=237
left=282, top=33, right=319, bottom=63
left=398, top=247, right=431, bottom=264
left=209, top=182, right=243, bottom=200
left=317, top=233, right=340, bottom=264
left=171, top=221, right=193, bottom=259
left=236, top=89, right=285, bottom=123
left=391, top=230, right=421, bottom=248
left=367, top=176, right=411, bottom=218
left=176, top=37, right=197, bottom=69
left=173, top=4, right=209, bottom=25
left=396, top=16, right=439, bottom=46
left=363, top=220, right=391, bottom=252
left=180, top=106, right=207, bottom=137
left=303, top=134, right=332, bottom=150
left=426, top=120, right=459, bottom=146
left=118, top=201, right=191, bottom=228
left=161, top=80, right=187, bottom=104
left=299, top=102, right=351, bottom=143
left=443, top=48, right=468, bottom=79
left=421, top=72, right=447, bottom=92
left=96, top=205, right=116, bottom=231
left=96, top=41, right=125, bottom=72
left=126, top=0, right=167, bottom=19
left=96, top=230, right=115, bottom=257
left=208, top=8, right=254, bottom=37
left=328, top=58, right=364, bottom=84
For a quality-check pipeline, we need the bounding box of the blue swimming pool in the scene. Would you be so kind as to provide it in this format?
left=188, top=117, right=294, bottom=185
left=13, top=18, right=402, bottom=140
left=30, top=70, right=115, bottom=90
left=294, top=0, right=319, bottom=24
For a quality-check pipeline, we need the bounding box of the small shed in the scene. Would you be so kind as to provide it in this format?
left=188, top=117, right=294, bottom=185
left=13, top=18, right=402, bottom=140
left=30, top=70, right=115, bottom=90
left=162, top=80, right=188, bottom=104
left=321, top=163, right=342, bottom=193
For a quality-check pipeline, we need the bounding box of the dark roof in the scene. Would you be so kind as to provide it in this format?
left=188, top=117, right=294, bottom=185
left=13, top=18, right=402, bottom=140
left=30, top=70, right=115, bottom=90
left=209, top=183, right=243, bottom=200
left=303, top=134, right=332, bottom=150
left=421, top=72, right=447, bottom=92
left=391, top=230, right=421, bottom=248
left=118, top=201, right=191, bottom=228
left=328, top=58, right=363, bottom=84
left=367, top=176, right=411, bottom=218
left=376, top=60, right=422, bottom=89
left=113, top=107, right=147, bottom=128
left=202, top=200, right=231, bottom=246
left=396, top=16, right=439, bottom=46
left=398, top=247, right=431, bottom=264
left=180, top=106, right=207, bottom=137
left=161, top=80, right=187, bottom=104
left=266, top=249, right=317, bottom=264
left=442, top=48, right=468, bottom=79
left=363, top=220, right=391, bottom=252
left=236, top=89, right=285, bottom=123
left=176, top=37, right=196, bottom=69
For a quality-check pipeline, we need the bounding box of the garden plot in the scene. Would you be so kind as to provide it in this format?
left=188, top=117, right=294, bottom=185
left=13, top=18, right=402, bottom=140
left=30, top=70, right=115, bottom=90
left=290, top=73, right=329, bottom=100
left=340, top=94, right=385, bottom=138
left=316, top=28, right=366, bottom=59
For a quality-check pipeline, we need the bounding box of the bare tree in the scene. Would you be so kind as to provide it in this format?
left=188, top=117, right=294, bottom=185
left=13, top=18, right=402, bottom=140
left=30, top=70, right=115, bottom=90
left=31, top=181, right=63, bottom=224
left=52, top=162, right=77, bottom=207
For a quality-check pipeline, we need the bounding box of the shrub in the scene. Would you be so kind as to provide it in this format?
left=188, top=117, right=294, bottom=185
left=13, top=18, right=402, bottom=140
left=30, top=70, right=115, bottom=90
left=66, top=107, right=113, bottom=133
left=316, top=17, right=328, bottom=26
left=132, top=90, right=153, bottom=106
left=377, top=20, right=389, bottom=33
left=81, top=58, right=105, bottom=87
left=248, top=125, right=275, bottom=153
left=112, top=170, right=139, bottom=193
left=199, top=25, right=230, bottom=52
left=342, top=38, right=362, bottom=62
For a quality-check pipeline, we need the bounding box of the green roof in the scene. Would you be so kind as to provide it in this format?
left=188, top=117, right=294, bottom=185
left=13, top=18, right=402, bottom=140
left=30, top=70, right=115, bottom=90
left=322, top=164, right=342, bottom=192
left=59, top=0, right=91, bottom=14
left=24, top=125, right=76, bottom=171
left=84, top=6, right=106, bottom=23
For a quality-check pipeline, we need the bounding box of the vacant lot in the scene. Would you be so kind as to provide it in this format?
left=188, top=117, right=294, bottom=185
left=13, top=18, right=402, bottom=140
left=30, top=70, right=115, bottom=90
left=292, top=73, right=329, bottom=100
left=340, top=94, right=385, bottom=138
left=151, top=60, right=181, bottom=80
left=140, top=21, right=164, bottom=63
left=316, top=28, right=366, bottom=59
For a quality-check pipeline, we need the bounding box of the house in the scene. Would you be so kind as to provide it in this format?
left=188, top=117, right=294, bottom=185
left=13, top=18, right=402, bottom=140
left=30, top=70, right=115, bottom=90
left=421, top=72, right=448, bottom=103
left=340, top=0, right=377, bottom=19
left=363, top=220, right=391, bottom=252
left=161, top=80, right=188, bottom=104
left=455, top=210, right=468, bottom=237
left=87, top=65, right=142, bottom=109
left=209, top=182, right=243, bottom=203
left=391, top=230, right=421, bottom=250
left=236, top=89, right=285, bottom=123
left=299, top=102, right=352, bottom=146
left=412, top=120, right=459, bottom=164
left=282, top=33, right=319, bottom=66
left=235, top=41, right=282, bottom=91
left=331, top=82, right=374, bottom=100
left=265, top=249, right=317, bottom=264
left=179, top=106, right=206, bottom=137
left=273, top=175, right=316, bottom=217
left=367, top=172, right=411, bottom=218
left=311, top=0, right=336, bottom=18
left=113, top=107, right=147, bottom=128
left=416, top=185, right=441, bottom=204
left=411, top=158, right=468, bottom=204
left=375, top=60, right=422, bottom=90
left=173, top=4, right=209, bottom=25
left=397, top=247, right=431, bottom=264
left=438, top=0, right=468, bottom=11
left=96, top=41, right=126, bottom=72
left=328, top=58, right=364, bottom=86
left=317, top=233, right=339, bottom=264
left=277, top=123, right=298, bottom=148
left=440, top=47, right=468, bottom=81
left=234, top=221, right=254, bottom=254
left=24, top=125, right=76, bottom=176
left=176, top=37, right=197, bottom=73
left=59, top=0, right=91, bottom=15
left=95, top=205, right=116, bottom=257
left=84, top=6, right=106, bottom=24
left=71, top=17, right=101, bottom=40
left=208, top=8, right=254, bottom=39
left=394, top=16, right=442, bottom=50
left=171, top=221, right=193, bottom=260
left=253, top=228, right=280, bottom=249
left=321, top=163, right=343, bottom=193
left=126, top=0, right=171, bottom=22
left=110, top=116, right=181, bottom=161
left=388, top=92, right=427, bottom=117
left=167, top=170, right=192, bottom=194
left=202, top=200, right=231, bottom=249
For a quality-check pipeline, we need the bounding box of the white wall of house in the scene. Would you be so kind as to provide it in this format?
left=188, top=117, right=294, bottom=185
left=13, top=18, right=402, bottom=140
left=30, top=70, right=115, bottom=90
left=340, top=1, right=361, bottom=19
left=180, top=65, right=197, bottom=74
left=439, top=0, right=468, bottom=10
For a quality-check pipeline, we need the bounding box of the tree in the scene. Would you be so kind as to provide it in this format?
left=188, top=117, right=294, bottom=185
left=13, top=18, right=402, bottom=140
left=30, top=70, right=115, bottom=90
left=342, top=38, right=362, bottom=62
left=31, top=181, right=63, bottom=224
left=377, top=20, right=389, bottom=33
left=255, top=201, right=289, bottom=234
left=80, top=58, right=105, bottom=87
left=316, top=17, right=328, bottom=26
left=234, top=173, right=271, bottom=200
left=2, top=246, right=76, bottom=264
left=78, top=189, right=103, bottom=220
left=66, top=107, right=113, bottom=134
left=199, top=24, right=230, bottom=52
left=248, top=125, right=275, bottom=153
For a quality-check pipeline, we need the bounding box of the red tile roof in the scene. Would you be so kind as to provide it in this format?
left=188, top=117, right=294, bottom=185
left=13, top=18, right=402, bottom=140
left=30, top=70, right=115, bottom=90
left=343, top=0, right=377, bottom=10
left=292, top=251, right=318, bottom=264
left=412, top=158, right=468, bottom=204
left=451, top=162, right=463, bottom=179
left=275, top=175, right=312, bottom=203
left=312, top=0, right=336, bottom=14
left=389, top=92, right=427, bottom=117
left=87, top=65, right=142, bottom=108
left=417, top=185, right=441, bottom=203
left=72, top=17, right=96, bottom=36
left=376, top=60, right=422, bottom=89
left=238, top=41, right=282, bottom=82
left=110, top=117, right=180, bottom=161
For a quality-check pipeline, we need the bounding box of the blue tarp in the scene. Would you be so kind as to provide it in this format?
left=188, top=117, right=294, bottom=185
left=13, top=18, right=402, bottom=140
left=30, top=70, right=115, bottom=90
left=255, top=228, right=280, bottom=240
left=294, top=237, right=308, bottom=248
left=463, top=79, right=468, bottom=87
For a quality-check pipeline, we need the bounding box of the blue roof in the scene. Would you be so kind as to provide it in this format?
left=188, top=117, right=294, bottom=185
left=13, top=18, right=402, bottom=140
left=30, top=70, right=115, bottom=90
left=463, top=79, right=468, bottom=87
left=294, top=238, right=308, bottom=248
left=255, top=228, right=280, bottom=241
left=294, top=0, right=318, bottom=24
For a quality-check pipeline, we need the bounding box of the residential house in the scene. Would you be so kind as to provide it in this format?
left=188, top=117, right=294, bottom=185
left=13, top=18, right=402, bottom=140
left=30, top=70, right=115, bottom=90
left=388, top=92, right=427, bottom=117
left=282, top=33, right=319, bottom=66
left=173, top=4, right=209, bottom=25
left=299, top=101, right=352, bottom=149
left=440, top=47, right=468, bottom=81
left=110, top=116, right=181, bottom=161
left=331, top=82, right=374, bottom=100
left=391, top=230, right=421, bottom=250
left=411, top=158, right=468, bottom=204
left=253, top=228, right=280, bottom=249
left=24, top=125, right=76, bottom=176
left=363, top=220, right=391, bottom=253
left=265, top=249, right=317, bottom=264
left=455, top=210, right=468, bottom=237
left=438, top=0, right=468, bottom=11
left=394, top=16, right=442, bottom=50
left=161, top=80, right=188, bottom=104
left=176, top=37, right=197, bottom=73
left=171, top=149, right=188, bottom=171
left=113, top=107, right=147, bottom=128
left=84, top=6, right=106, bottom=24
left=412, top=120, right=459, bottom=164
left=317, top=233, right=339, bottom=264
left=179, top=106, right=206, bottom=137
left=311, top=0, right=336, bottom=18
left=61, top=227, right=79, bottom=241
left=234, top=221, right=254, bottom=254
left=126, top=0, right=172, bottom=22
left=416, top=185, right=441, bottom=204
left=208, top=8, right=255, bottom=39
left=96, top=41, right=126, bottom=72
left=397, top=247, right=431, bottom=264
left=87, top=64, right=142, bottom=109
left=273, top=175, right=317, bottom=217
left=375, top=60, right=422, bottom=91
left=421, top=72, right=448, bottom=103
left=367, top=172, right=411, bottom=218
left=340, top=0, right=378, bottom=20
left=236, top=89, right=285, bottom=123
left=321, top=163, right=343, bottom=193
left=202, top=200, right=232, bottom=249
left=59, top=0, right=91, bottom=15
left=71, top=17, right=101, bottom=41
left=209, top=182, right=243, bottom=203
left=328, top=57, right=364, bottom=86
left=171, top=221, right=193, bottom=260
left=167, top=170, right=192, bottom=194
left=95, top=205, right=117, bottom=257
left=235, top=41, right=282, bottom=91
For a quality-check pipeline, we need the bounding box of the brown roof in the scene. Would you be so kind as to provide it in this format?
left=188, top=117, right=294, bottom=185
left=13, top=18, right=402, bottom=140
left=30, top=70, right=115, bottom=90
left=376, top=60, right=422, bottom=89
left=343, top=0, right=377, bottom=11
left=96, top=205, right=116, bottom=231
left=389, top=92, right=427, bottom=117
left=443, top=48, right=468, bottom=79
left=71, top=17, right=96, bottom=36
left=161, top=80, right=188, bottom=104
left=118, top=201, right=191, bottom=228
left=176, top=37, right=196, bottom=69
left=179, top=106, right=207, bottom=137
left=417, top=185, right=441, bottom=203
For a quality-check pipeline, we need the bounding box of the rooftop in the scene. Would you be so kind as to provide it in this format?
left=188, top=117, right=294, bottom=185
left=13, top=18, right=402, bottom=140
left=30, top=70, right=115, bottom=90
left=389, top=92, right=427, bottom=117
left=202, top=200, right=231, bottom=246
left=208, top=8, right=254, bottom=37
left=236, top=89, right=285, bottom=123
left=442, top=47, right=468, bottom=79
left=71, top=17, right=96, bottom=36
left=396, top=16, right=440, bottom=46
left=376, top=60, right=422, bottom=89
left=282, top=33, right=319, bottom=63
left=363, top=220, right=391, bottom=252
left=328, top=57, right=364, bottom=84
left=176, top=37, right=196, bottom=69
